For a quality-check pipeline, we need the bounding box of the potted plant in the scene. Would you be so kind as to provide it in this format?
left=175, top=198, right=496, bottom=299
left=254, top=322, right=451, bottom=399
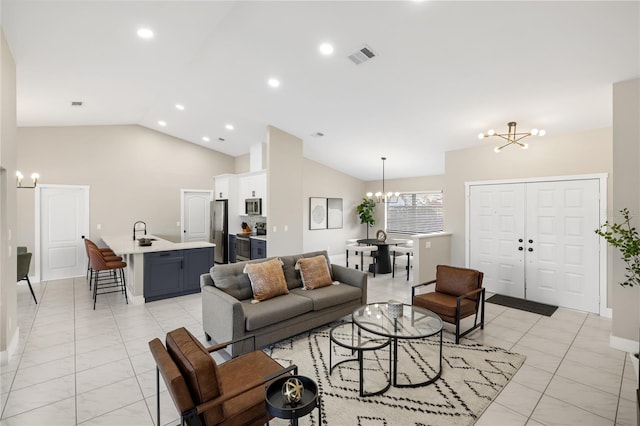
left=595, top=207, right=640, bottom=383
left=356, top=197, right=376, bottom=239
left=595, top=208, right=640, bottom=288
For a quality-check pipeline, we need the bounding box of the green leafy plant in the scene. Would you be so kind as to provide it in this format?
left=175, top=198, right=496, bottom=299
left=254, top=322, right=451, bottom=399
left=356, top=198, right=376, bottom=239
left=595, top=208, right=640, bottom=287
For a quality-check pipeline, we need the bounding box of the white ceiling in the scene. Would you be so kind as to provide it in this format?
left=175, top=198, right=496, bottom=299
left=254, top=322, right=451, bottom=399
left=3, top=1, right=639, bottom=181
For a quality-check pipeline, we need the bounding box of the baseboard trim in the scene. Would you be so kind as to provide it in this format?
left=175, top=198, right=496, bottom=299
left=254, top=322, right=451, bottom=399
left=0, top=327, right=20, bottom=365
left=610, top=334, right=639, bottom=353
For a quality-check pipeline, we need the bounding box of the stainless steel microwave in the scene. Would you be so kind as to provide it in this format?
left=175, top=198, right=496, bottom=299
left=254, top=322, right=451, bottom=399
left=245, top=198, right=262, bottom=215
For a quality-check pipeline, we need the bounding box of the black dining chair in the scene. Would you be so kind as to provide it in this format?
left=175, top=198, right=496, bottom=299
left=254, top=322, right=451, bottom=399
left=17, top=250, right=38, bottom=304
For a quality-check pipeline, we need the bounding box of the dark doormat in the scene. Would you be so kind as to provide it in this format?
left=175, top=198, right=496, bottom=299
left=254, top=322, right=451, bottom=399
left=486, top=294, right=558, bottom=317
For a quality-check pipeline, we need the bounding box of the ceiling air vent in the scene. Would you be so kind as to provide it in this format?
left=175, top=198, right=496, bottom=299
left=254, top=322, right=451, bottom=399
left=348, top=45, right=377, bottom=65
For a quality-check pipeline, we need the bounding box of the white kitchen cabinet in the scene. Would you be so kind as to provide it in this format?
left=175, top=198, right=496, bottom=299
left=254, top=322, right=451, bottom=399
left=238, top=171, right=267, bottom=216
left=214, top=174, right=237, bottom=200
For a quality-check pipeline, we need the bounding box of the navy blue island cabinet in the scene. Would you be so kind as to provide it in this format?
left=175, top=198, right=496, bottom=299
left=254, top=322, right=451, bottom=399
left=144, top=247, right=213, bottom=302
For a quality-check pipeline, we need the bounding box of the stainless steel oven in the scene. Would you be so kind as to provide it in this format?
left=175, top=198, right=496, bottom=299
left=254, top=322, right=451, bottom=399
left=236, top=234, right=251, bottom=261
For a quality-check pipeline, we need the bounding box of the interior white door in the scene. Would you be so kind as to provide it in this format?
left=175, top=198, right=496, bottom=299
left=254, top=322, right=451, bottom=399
left=40, top=186, right=89, bottom=280
left=469, top=184, right=526, bottom=298
left=525, top=179, right=600, bottom=312
left=182, top=190, right=212, bottom=242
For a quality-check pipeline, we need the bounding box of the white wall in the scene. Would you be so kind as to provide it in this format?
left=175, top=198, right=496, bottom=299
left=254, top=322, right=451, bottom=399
left=0, top=28, right=19, bottom=363
left=302, top=158, right=365, bottom=255
left=266, top=125, right=303, bottom=256
left=611, top=78, right=640, bottom=343
left=444, top=127, right=613, bottom=269
left=16, top=125, right=236, bottom=255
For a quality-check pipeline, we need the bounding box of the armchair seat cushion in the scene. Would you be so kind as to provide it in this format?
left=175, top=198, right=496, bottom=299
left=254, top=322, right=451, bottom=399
left=217, top=350, right=284, bottom=424
left=413, top=292, right=476, bottom=323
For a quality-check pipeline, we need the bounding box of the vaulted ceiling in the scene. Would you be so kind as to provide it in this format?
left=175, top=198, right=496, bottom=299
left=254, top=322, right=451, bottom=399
left=3, top=1, right=639, bottom=180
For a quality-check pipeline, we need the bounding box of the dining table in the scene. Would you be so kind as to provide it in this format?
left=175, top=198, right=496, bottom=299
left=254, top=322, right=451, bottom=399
left=356, top=238, right=403, bottom=274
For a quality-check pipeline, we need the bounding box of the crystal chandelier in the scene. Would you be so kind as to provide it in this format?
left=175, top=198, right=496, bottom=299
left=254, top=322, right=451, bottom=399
left=366, top=157, right=399, bottom=203
left=478, top=121, right=545, bottom=152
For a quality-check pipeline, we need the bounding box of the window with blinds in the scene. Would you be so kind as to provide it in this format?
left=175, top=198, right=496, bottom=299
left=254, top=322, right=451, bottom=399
left=386, top=191, right=443, bottom=234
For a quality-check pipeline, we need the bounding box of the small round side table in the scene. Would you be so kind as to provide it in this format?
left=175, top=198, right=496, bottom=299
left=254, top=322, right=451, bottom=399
left=265, top=375, right=321, bottom=425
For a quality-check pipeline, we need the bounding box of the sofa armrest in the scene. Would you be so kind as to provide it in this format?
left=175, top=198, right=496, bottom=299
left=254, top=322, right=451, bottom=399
left=201, top=279, right=247, bottom=355
left=200, top=272, right=214, bottom=288
left=331, top=264, right=367, bottom=305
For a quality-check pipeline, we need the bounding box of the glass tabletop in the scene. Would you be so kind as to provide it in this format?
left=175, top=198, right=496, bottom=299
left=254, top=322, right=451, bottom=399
left=330, top=322, right=390, bottom=350
left=352, top=303, right=443, bottom=339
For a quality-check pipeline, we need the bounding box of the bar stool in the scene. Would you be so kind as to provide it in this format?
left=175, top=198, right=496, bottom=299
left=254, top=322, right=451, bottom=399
left=88, top=246, right=128, bottom=309
left=390, top=245, right=413, bottom=281
left=84, top=238, right=121, bottom=288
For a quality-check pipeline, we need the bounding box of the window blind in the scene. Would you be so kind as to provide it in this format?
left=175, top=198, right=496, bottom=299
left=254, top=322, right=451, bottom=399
left=386, top=191, right=443, bottom=235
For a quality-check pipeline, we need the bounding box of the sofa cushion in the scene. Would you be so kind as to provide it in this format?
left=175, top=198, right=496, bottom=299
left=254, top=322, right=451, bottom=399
left=295, top=255, right=333, bottom=290
left=290, top=282, right=362, bottom=311
left=281, top=251, right=332, bottom=290
left=242, top=293, right=313, bottom=331
left=211, top=263, right=253, bottom=300
left=243, top=258, right=289, bottom=302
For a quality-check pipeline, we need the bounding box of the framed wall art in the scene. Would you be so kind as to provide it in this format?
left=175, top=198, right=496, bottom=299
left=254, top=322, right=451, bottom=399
left=327, top=198, right=343, bottom=229
left=309, top=197, right=327, bottom=230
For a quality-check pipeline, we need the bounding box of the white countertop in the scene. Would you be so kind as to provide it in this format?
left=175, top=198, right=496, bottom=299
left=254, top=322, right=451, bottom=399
left=250, top=235, right=267, bottom=241
left=102, top=235, right=215, bottom=255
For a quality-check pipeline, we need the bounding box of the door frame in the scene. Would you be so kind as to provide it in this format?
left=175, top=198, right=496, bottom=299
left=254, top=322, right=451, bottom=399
left=35, top=184, right=91, bottom=282
left=180, top=189, right=214, bottom=243
left=465, top=173, right=609, bottom=317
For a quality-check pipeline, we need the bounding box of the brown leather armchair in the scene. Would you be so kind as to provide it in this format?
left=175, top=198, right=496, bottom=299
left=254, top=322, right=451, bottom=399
left=412, top=265, right=485, bottom=344
left=149, top=327, right=296, bottom=426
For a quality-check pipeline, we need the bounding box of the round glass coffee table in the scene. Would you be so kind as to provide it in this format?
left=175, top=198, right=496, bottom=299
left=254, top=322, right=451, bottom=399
left=353, top=303, right=443, bottom=388
left=329, top=322, right=391, bottom=396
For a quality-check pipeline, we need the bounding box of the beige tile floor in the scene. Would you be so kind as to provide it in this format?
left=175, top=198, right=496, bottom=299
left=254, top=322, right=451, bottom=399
left=0, top=261, right=636, bottom=425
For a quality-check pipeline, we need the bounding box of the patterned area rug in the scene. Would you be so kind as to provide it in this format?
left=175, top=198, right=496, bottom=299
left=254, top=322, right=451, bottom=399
left=264, top=324, right=525, bottom=426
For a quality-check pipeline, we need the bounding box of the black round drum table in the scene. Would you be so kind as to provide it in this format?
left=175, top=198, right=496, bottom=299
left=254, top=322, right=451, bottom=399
left=265, top=375, right=321, bottom=425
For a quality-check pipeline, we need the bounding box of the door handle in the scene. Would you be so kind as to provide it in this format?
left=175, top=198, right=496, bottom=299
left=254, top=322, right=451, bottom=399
left=528, top=248, right=533, bottom=252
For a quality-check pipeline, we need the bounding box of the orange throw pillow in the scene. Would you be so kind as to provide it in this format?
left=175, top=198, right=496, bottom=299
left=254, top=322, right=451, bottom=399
left=243, top=258, right=289, bottom=302
left=296, top=255, right=333, bottom=290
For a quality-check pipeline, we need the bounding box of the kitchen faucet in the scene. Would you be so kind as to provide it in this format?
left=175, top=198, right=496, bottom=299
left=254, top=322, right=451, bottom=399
left=133, top=221, right=147, bottom=240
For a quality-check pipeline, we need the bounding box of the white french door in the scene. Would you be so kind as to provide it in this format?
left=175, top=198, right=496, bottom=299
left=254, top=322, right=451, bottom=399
left=38, top=185, right=90, bottom=281
left=469, top=184, right=526, bottom=298
left=181, top=190, right=213, bottom=242
left=469, top=178, right=601, bottom=313
left=524, top=180, right=600, bottom=312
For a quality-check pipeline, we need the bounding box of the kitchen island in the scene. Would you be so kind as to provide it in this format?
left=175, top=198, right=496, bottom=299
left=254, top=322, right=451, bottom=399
left=102, top=235, right=215, bottom=303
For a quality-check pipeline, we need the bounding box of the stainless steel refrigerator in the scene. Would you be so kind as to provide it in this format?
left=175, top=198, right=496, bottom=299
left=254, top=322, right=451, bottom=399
left=211, top=200, right=228, bottom=263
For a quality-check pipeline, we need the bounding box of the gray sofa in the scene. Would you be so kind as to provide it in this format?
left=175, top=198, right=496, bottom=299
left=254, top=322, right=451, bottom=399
left=201, top=250, right=367, bottom=356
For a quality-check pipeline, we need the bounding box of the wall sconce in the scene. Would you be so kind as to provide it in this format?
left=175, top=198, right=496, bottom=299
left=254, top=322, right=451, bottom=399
left=16, top=171, right=39, bottom=188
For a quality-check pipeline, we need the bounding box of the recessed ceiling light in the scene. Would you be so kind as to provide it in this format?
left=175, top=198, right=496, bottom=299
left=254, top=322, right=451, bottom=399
left=267, top=78, right=280, bottom=88
left=137, top=28, right=154, bottom=39
left=175, top=104, right=185, bottom=111
left=225, top=124, right=234, bottom=131
left=319, top=43, right=334, bottom=55
left=202, top=136, right=210, bottom=142
left=157, top=120, right=167, bottom=126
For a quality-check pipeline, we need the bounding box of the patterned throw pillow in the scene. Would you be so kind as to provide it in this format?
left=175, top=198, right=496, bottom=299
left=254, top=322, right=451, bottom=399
left=295, top=255, right=333, bottom=290
left=243, top=258, right=289, bottom=302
